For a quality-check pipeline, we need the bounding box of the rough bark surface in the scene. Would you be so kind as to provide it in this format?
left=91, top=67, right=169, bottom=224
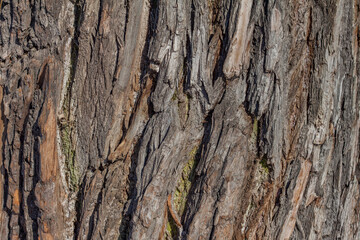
left=0, top=0, right=359, bottom=239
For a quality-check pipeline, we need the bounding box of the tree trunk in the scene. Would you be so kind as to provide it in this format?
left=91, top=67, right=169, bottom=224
left=0, top=0, right=359, bottom=239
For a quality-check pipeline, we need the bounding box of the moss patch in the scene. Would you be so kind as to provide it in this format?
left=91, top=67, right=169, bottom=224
left=164, top=146, right=200, bottom=239
left=251, top=118, right=258, bottom=142
left=171, top=90, right=178, bottom=101
left=259, top=156, right=270, bottom=175
left=173, top=146, right=199, bottom=215
left=165, top=214, right=179, bottom=240
left=59, top=120, right=78, bottom=190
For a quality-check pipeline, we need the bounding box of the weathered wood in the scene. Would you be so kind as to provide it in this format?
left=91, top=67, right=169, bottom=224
left=0, top=0, right=359, bottom=239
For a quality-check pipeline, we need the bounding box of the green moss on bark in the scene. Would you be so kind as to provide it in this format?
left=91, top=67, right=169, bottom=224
left=259, top=156, right=270, bottom=176
left=251, top=118, right=258, bottom=143
left=173, top=146, right=199, bottom=215
left=59, top=122, right=78, bottom=190
left=165, top=215, right=179, bottom=240
left=60, top=79, right=78, bottom=191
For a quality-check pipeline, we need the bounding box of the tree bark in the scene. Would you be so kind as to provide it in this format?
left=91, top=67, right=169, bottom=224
left=0, top=0, right=359, bottom=239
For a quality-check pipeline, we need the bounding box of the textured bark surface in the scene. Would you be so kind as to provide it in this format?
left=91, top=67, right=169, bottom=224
left=0, top=0, right=359, bottom=239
